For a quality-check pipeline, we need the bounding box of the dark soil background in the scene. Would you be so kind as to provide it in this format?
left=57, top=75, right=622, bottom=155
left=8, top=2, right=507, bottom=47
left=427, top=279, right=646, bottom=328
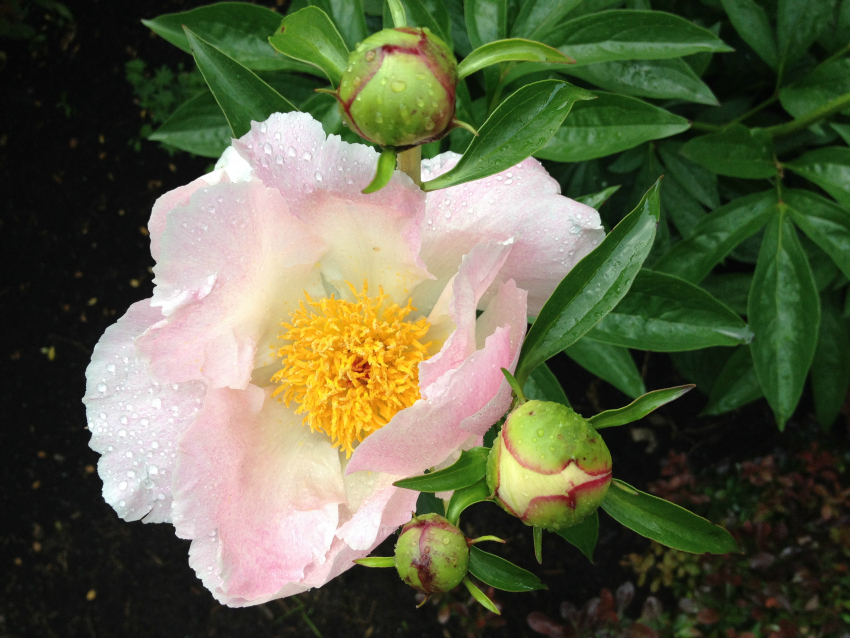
left=2, top=1, right=847, bottom=637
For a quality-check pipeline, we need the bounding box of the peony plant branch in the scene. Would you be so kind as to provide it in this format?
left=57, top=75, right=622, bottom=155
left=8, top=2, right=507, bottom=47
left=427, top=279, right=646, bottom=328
left=397, top=146, right=422, bottom=188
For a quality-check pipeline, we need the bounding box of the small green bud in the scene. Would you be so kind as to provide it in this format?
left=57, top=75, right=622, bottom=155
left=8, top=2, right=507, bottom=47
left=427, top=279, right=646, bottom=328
left=394, top=513, right=469, bottom=594
left=486, top=401, right=612, bottom=531
left=336, top=27, right=458, bottom=148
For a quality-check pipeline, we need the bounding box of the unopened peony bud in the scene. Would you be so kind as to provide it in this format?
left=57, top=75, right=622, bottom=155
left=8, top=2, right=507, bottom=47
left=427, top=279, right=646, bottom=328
left=336, top=27, right=457, bottom=148
left=394, top=513, right=469, bottom=594
left=486, top=401, right=612, bottom=531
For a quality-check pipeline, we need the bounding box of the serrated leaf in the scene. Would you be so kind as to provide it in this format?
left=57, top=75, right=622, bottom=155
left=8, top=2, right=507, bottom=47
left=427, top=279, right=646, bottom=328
left=446, top=480, right=491, bottom=525
left=602, top=480, right=739, bottom=554
left=458, top=38, right=574, bottom=79
left=149, top=90, right=231, bottom=158
left=785, top=147, right=850, bottom=210
left=654, top=190, right=778, bottom=283
left=142, top=2, right=294, bottom=71
left=590, top=385, right=694, bottom=429
left=523, top=362, right=571, bottom=407
left=394, top=447, right=489, bottom=492
left=468, top=546, right=547, bottom=592
left=423, top=80, right=594, bottom=191
left=812, top=291, right=850, bottom=430
left=555, top=510, right=598, bottom=562
left=785, top=189, right=850, bottom=281
left=268, top=7, right=349, bottom=86
left=546, top=10, right=732, bottom=66
left=564, top=338, right=646, bottom=399
left=720, top=0, right=778, bottom=69
left=514, top=181, right=660, bottom=385
left=565, top=58, right=718, bottom=105
left=185, top=27, right=297, bottom=138
left=681, top=124, right=776, bottom=179
left=536, top=93, right=690, bottom=163
left=584, top=269, right=753, bottom=351
left=748, top=206, right=821, bottom=429
left=702, top=346, right=764, bottom=416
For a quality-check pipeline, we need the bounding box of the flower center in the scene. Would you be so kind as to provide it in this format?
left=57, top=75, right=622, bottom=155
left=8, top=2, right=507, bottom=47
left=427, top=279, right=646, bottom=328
left=271, top=282, right=431, bottom=456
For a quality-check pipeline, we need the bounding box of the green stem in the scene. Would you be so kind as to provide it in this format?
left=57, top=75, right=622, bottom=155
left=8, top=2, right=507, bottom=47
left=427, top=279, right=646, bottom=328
left=387, top=0, right=406, bottom=27
left=397, top=146, right=422, bottom=187
left=765, top=92, right=850, bottom=138
left=730, top=94, right=779, bottom=126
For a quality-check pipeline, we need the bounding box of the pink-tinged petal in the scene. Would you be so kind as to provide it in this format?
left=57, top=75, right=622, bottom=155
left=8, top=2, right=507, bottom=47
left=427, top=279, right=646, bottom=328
left=138, top=181, right=325, bottom=389
left=418, top=153, right=605, bottom=315
left=234, top=113, right=431, bottom=304
left=348, top=278, right=528, bottom=477
left=172, top=385, right=347, bottom=605
left=148, top=148, right=256, bottom=262
left=83, top=300, right=205, bottom=524
left=419, top=240, right=514, bottom=392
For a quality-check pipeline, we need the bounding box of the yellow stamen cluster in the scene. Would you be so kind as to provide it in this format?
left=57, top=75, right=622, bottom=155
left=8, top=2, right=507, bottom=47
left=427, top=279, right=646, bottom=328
left=272, top=283, right=431, bottom=456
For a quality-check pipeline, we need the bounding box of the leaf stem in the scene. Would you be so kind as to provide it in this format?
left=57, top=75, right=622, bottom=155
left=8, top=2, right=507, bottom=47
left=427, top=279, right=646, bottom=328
left=730, top=94, right=779, bottom=126
left=764, top=92, right=850, bottom=139
left=397, top=146, right=422, bottom=187
left=387, top=0, right=407, bottom=28
left=689, top=121, right=723, bottom=132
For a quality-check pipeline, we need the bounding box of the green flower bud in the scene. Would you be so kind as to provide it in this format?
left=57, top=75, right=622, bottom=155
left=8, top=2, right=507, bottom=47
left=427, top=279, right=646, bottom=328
left=486, top=400, right=612, bottom=531
left=394, top=513, right=469, bottom=594
left=336, top=27, right=457, bottom=148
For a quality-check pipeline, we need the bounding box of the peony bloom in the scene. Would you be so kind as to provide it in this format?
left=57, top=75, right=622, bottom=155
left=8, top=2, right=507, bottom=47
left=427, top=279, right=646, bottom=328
left=83, top=112, right=603, bottom=606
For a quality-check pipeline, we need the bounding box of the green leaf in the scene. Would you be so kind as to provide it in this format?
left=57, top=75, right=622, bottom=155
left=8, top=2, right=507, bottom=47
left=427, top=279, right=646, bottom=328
left=464, top=0, right=506, bottom=49
left=268, top=7, right=349, bottom=87
left=446, top=480, right=491, bottom=525
left=565, top=58, right=718, bottom=105
left=149, top=90, right=230, bottom=158
left=564, top=338, right=646, bottom=399
left=584, top=269, right=754, bottom=351
left=575, top=185, right=621, bottom=209
left=389, top=0, right=452, bottom=48
left=463, top=577, right=501, bottom=613
left=555, top=510, right=598, bottom=562
left=515, top=181, right=660, bottom=385
left=386, top=0, right=407, bottom=27
left=510, top=0, right=583, bottom=42
left=785, top=147, right=850, bottom=210
left=785, top=189, right=850, bottom=281
left=779, top=58, right=850, bottom=119
left=546, top=10, right=733, bottom=66
left=308, top=0, right=367, bottom=51
left=748, top=206, right=821, bottom=429
left=658, top=144, right=720, bottom=210
left=184, top=27, right=297, bottom=139
left=142, top=3, right=292, bottom=71
left=394, top=447, right=489, bottom=492
left=523, top=362, right=571, bottom=406
left=468, top=546, right=547, bottom=592
left=703, top=346, right=764, bottom=416
left=662, top=175, right=707, bottom=239
left=777, top=0, right=834, bottom=70
left=831, top=122, right=850, bottom=145
left=601, top=480, right=740, bottom=554
left=654, top=190, right=778, bottom=283
left=535, top=93, right=690, bottom=163
left=423, top=80, right=594, bottom=191
left=812, top=291, right=850, bottom=430
left=416, top=492, right=445, bottom=516
left=354, top=556, right=396, bottom=567
left=458, top=38, right=574, bottom=79
left=681, top=124, right=776, bottom=179
left=701, top=272, right=753, bottom=317
left=590, top=385, right=694, bottom=429
left=362, top=149, right=398, bottom=194
left=720, top=0, right=778, bottom=69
